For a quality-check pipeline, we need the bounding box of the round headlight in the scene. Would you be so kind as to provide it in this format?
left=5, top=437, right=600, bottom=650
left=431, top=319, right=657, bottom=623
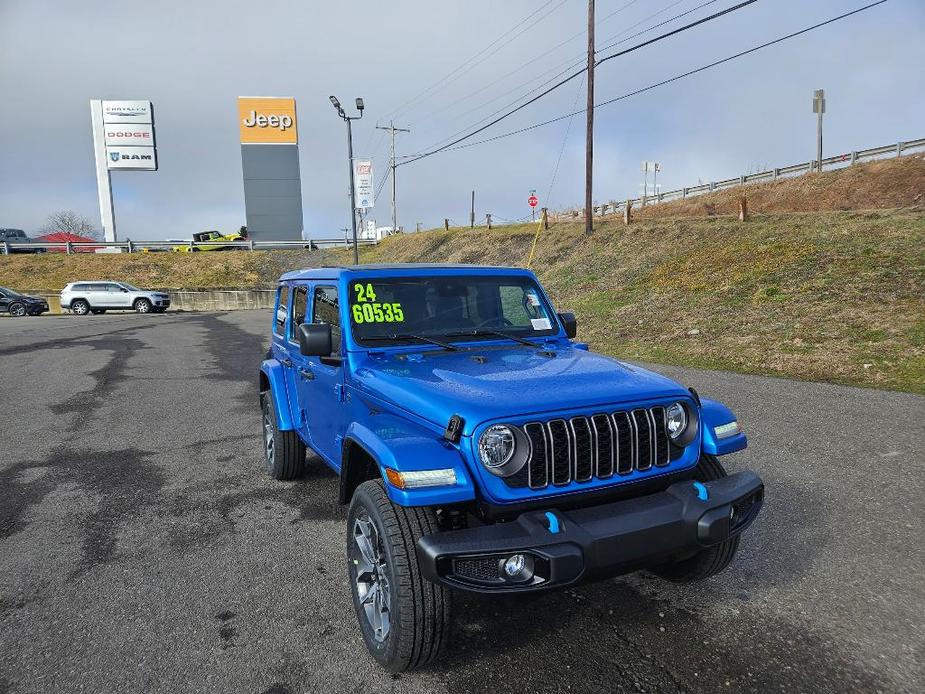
left=666, top=402, right=688, bottom=440
left=479, top=425, right=516, bottom=468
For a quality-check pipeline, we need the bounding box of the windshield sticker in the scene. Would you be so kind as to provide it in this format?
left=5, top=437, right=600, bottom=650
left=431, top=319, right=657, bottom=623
left=531, top=317, right=552, bottom=331
left=525, top=291, right=541, bottom=307
left=352, top=282, right=404, bottom=324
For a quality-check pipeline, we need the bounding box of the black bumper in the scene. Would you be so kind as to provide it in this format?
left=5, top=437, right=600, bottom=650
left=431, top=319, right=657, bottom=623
left=416, top=471, right=764, bottom=593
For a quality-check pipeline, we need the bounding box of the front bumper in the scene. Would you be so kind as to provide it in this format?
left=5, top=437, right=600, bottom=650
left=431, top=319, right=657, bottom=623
left=416, top=471, right=764, bottom=593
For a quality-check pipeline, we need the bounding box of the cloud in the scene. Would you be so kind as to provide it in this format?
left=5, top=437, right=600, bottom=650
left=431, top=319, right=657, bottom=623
left=1, top=0, right=922, bottom=239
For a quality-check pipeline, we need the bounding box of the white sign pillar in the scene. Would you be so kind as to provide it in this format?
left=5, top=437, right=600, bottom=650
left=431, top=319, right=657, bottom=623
left=90, top=100, right=117, bottom=242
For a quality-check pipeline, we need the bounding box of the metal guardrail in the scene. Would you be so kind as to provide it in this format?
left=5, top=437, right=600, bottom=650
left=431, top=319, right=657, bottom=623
left=555, top=137, right=925, bottom=218
left=1, top=237, right=379, bottom=255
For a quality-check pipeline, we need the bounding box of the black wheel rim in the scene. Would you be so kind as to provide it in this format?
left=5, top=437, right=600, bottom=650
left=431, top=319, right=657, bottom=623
left=351, top=512, right=391, bottom=643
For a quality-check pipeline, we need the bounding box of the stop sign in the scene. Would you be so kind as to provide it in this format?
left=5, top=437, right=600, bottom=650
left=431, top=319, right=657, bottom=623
left=528, top=195, right=538, bottom=208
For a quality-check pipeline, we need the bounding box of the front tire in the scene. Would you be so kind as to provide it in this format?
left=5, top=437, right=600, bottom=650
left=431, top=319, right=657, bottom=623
left=134, top=298, right=152, bottom=314
left=8, top=302, right=26, bottom=317
left=651, top=454, right=740, bottom=582
left=347, top=480, right=450, bottom=672
left=70, top=299, right=90, bottom=316
left=260, top=390, right=304, bottom=480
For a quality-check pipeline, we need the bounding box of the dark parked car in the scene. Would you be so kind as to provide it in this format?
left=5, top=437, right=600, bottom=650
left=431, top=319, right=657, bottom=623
left=0, top=286, right=49, bottom=317
left=0, top=228, right=46, bottom=254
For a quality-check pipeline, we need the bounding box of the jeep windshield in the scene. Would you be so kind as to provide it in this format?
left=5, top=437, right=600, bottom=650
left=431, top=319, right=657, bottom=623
left=349, top=275, right=558, bottom=346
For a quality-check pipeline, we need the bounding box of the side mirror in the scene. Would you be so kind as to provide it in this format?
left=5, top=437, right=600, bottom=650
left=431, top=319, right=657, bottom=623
left=558, top=312, right=577, bottom=339
left=299, top=322, right=332, bottom=357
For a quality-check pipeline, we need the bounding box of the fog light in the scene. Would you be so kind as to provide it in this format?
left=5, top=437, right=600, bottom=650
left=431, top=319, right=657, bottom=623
left=503, top=554, right=525, bottom=577
left=500, top=553, right=534, bottom=583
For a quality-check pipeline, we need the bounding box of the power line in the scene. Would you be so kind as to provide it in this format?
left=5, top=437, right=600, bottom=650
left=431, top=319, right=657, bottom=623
left=419, top=0, right=891, bottom=158
left=409, top=0, right=719, bottom=151
left=407, top=0, right=655, bottom=127
left=399, top=0, right=758, bottom=166
left=380, top=0, right=566, bottom=121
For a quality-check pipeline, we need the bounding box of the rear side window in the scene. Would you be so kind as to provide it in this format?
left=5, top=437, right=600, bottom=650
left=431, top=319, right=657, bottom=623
left=289, top=286, right=308, bottom=342
left=313, top=285, right=341, bottom=355
left=273, top=286, right=289, bottom=336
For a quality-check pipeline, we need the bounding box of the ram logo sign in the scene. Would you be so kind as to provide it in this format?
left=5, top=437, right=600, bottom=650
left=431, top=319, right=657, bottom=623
left=238, top=97, right=298, bottom=144
left=105, top=146, right=157, bottom=171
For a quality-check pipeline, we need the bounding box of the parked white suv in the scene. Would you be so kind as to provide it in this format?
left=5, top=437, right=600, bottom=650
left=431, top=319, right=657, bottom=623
left=60, top=281, right=171, bottom=315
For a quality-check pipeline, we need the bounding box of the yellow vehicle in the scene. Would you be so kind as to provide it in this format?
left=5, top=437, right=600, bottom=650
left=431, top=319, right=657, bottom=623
left=174, top=228, right=248, bottom=252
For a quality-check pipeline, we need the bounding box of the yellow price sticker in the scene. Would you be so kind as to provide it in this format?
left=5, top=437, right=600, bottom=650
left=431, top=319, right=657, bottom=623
left=353, top=283, right=403, bottom=323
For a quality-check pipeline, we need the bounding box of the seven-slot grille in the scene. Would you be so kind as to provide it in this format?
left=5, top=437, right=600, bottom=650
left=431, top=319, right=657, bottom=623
left=511, top=406, right=671, bottom=490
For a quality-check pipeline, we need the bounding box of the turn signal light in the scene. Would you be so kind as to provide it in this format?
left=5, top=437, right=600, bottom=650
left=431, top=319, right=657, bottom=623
left=385, top=468, right=457, bottom=489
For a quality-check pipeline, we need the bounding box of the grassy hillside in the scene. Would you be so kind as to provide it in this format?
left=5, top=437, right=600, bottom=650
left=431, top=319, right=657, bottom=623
left=338, top=209, right=925, bottom=394
left=2, top=156, right=923, bottom=393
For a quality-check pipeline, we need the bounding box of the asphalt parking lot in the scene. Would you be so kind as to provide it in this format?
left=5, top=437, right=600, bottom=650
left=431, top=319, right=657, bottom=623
left=0, top=310, right=922, bottom=693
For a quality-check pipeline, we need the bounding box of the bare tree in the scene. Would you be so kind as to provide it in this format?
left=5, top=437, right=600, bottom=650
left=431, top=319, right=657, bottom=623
left=40, top=210, right=101, bottom=240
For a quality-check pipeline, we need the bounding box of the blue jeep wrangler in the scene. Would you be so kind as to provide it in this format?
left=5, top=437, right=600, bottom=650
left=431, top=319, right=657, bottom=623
left=259, top=264, right=764, bottom=671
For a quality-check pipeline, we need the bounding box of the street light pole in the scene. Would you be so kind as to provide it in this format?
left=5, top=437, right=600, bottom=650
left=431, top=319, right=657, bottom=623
left=331, top=95, right=365, bottom=264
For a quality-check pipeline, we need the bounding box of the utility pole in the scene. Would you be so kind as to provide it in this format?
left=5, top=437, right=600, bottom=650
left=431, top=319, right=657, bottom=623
left=813, top=89, right=825, bottom=173
left=376, top=121, right=410, bottom=234
left=584, top=0, right=596, bottom=235
left=470, top=190, right=475, bottom=229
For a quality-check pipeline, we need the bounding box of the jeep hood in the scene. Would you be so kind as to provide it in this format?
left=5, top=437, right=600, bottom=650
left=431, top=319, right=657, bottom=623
left=351, top=344, right=689, bottom=434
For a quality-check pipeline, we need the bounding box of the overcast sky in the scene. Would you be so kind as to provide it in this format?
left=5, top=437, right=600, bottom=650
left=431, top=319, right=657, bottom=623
left=1, top=0, right=923, bottom=240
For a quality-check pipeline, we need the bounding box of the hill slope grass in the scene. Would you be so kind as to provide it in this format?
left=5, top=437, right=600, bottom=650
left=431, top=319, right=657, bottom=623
left=340, top=209, right=925, bottom=394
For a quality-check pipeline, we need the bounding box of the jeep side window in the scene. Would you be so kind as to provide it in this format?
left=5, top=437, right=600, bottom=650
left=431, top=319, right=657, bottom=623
left=289, top=286, right=308, bottom=342
left=273, top=286, right=288, bottom=336
left=312, top=285, right=341, bottom=355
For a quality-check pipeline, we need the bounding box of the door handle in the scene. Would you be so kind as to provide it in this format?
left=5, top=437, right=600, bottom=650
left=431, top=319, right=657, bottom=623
left=280, top=357, right=292, bottom=367
left=298, top=367, right=314, bottom=381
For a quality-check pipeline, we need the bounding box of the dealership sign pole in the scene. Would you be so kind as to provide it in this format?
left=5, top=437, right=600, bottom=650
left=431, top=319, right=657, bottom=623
left=89, top=99, right=157, bottom=242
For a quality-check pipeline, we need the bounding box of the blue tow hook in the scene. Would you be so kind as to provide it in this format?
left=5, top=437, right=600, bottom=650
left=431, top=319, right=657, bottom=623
left=692, top=481, right=709, bottom=501
left=544, top=511, right=560, bottom=534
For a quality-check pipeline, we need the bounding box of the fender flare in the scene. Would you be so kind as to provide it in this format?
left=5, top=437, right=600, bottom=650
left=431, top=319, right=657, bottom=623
left=259, top=359, right=296, bottom=431
left=343, top=417, right=476, bottom=507
left=700, top=397, right=747, bottom=455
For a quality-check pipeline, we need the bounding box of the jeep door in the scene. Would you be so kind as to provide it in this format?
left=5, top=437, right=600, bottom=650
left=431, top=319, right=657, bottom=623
left=291, top=283, right=345, bottom=467
left=105, top=283, right=133, bottom=308
left=85, top=283, right=110, bottom=308
left=269, top=284, right=301, bottom=426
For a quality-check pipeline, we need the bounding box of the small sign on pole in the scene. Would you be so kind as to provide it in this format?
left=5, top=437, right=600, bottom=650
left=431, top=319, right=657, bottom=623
left=353, top=159, right=374, bottom=209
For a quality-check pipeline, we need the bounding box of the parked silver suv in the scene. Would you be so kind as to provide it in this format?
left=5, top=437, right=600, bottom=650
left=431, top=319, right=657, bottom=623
left=60, top=281, right=170, bottom=315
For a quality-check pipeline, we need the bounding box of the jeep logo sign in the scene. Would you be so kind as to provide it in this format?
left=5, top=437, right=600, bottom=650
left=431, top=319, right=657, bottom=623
left=238, top=97, right=298, bottom=144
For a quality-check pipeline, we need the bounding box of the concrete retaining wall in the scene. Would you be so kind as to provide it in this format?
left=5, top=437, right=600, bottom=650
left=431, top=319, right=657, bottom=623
left=25, top=289, right=277, bottom=314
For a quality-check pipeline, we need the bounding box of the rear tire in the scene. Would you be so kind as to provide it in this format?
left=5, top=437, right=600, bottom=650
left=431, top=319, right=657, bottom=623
left=134, top=298, right=152, bottom=314
left=347, top=480, right=451, bottom=672
left=651, top=454, right=740, bottom=583
left=260, top=390, right=304, bottom=480
left=71, top=299, right=90, bottom=316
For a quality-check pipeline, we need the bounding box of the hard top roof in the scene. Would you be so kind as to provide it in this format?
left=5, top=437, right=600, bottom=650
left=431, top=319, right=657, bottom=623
left=278, top=263, right=533, bottom=282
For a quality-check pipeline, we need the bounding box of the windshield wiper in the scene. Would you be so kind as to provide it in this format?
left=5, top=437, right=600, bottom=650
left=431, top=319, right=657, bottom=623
left=445, top=329, right=540, bottom=348
left=362, top=333, right=458, bottom=351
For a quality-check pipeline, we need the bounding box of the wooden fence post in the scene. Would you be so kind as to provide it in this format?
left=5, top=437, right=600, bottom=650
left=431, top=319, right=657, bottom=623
left=444, top=218, right=449, bottom=231
left=738, top=194, right=748, bottom=222
left=486, top=213, right=492, bottom=230
left=623, top=200, right=633, bottom=225
left=541, top=207, right=549, bottom=230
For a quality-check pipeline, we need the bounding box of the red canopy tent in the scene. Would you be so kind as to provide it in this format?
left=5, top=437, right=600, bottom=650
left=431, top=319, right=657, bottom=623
left=36, top=232, right=103, bottom=253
